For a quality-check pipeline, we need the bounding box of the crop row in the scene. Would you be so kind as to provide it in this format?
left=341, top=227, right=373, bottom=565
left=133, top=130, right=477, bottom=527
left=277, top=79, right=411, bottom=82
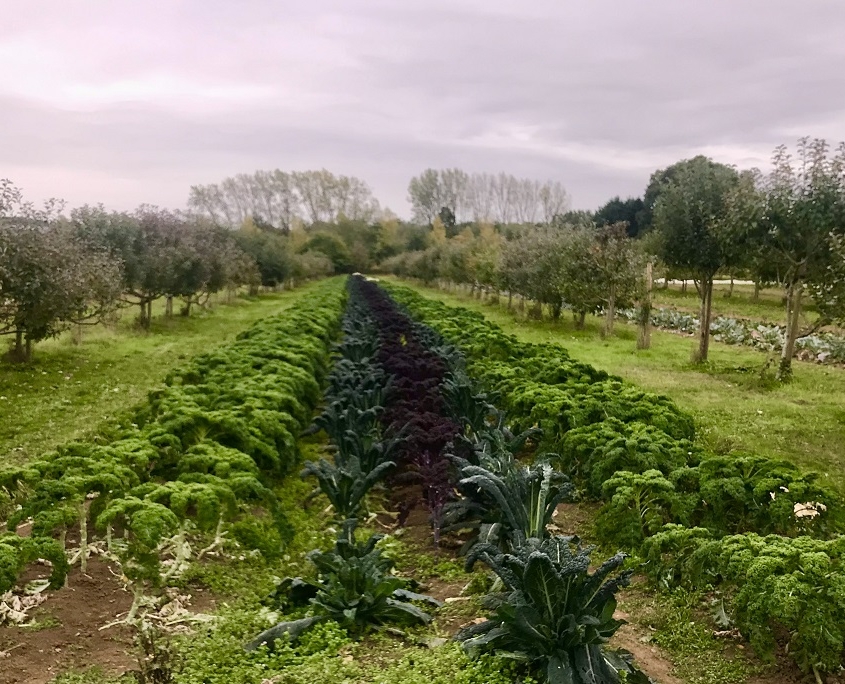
left=0, top=279, right=345, bottom=616
left=385, top=281, right=845, bottom=676
left=252, top=276, right=647, bottom=684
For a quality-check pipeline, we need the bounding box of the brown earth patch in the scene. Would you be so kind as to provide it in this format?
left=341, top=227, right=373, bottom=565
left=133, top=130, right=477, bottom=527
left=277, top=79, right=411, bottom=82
left=0, top=559, right=135, bottom=684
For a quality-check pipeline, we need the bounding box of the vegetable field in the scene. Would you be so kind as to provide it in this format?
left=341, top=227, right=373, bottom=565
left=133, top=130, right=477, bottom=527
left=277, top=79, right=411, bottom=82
left=2, top=275, right=844, bottom=684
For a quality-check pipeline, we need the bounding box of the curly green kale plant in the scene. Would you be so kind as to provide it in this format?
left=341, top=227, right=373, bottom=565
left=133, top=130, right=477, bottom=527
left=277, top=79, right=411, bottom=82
left=595, top=470, right=682, bottom=549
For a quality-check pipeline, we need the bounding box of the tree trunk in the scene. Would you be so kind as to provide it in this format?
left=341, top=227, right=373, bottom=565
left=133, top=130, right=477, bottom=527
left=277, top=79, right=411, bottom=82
left=551, top=302, right=562, bottom=321
left=727, top=276, right=735, bottom=298
left=693, top=275, right=714, bottom=363
left=14, top=330, right=23, bottom=359
left=530, top=301, right=543, bottom=320
left=79, top=501, right=88, bottom=575
left=777, top=281, right=803, bottom=382
left=24, top=336, right=32, bottom=362
left=604, top=285, right=616, bottom=336
left=663, top=277, right=669, bottom=290
left=181, top=299, right=192, bottom=317
left=575, top=311, right=586, bottom=329
left=519, top=296, right=525, bottom=313
left=753, top=280, right=760, bottom=301
left=637, top=261, right=653, bottom=350
left=507, top=291, right=513, bottom=310
left=165, top=296, right=173, bottom=317
left=681, top=279, right=687, bottom=294
left=138, top=299, right=150, bottom=329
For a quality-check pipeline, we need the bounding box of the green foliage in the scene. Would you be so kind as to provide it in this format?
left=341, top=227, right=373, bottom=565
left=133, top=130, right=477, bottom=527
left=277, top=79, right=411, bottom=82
left=301, top=455, right=394, bottom=519
left=640, top=524, right=714, bottom=589
left=175, top=601, right=538, bottom=684
left=0, top=532, right=69, bottom=592
left=460, top=536, right=634, bottom=684
left=596, top=470, right=681, bottom=549
left=451, top=456, right=573, bottom=548
left=559, top=418, right=699, bottom=499
left=645, top=531, right=845, bottom=674
left=0, top=279, right=346, bottom=594
left=677, top=453, right=838, bottom=536
left=247, top=520, right=440, bottom=648
left=229, top=516, right=287, bottom=561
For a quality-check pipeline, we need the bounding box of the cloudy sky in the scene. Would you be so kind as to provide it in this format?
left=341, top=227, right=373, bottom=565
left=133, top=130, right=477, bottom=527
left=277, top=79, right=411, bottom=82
left=3, top=0, right=845, bottom=216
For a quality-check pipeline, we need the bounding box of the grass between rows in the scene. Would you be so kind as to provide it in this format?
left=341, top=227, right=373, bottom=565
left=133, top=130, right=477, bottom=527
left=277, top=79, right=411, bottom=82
left=0, top=281, right=328, bottom=467
left=386, top=278, right=845, bottom=495
left=651, top=281, right=821, bottom=326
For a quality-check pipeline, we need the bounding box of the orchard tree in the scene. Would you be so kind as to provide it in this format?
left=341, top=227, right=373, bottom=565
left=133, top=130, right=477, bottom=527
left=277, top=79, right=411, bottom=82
left=234, top=229, right=291, bottom=289
left=1, top=185, right=122, bottom=360
left=592, top=223, right=645, bottom=335
left=652, top=156, right=740, bottom=362
left=754, top=139, right=845, bottom=380
left=594, top=197, right=645, bottom=237
left=302, top=232, right=353, bottom=273
left=555, top=226, right=604, bottom=327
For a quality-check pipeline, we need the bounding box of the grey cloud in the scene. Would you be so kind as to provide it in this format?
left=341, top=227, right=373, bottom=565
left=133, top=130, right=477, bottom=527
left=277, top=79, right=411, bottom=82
left=3, top=0, right=845, bottom=213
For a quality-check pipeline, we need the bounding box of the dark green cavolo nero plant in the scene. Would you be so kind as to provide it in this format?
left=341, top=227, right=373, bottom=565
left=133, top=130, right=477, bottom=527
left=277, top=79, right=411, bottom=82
left=301, top=455, right=395, bottom=520
left=445, top=454, right=572, bottom=551
left=246, top=519, right=440, bottom=650
left=459, top=536, right=645, bottom=684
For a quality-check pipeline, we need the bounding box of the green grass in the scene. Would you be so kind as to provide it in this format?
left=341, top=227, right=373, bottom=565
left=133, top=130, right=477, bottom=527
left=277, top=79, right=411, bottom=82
left=391, top=279, right=845, bottom=494
left=622, top=587, right=759, bottom=684
left=0, top=282, right=329, bottom=466
left=652, top=280, right=821, bottom=327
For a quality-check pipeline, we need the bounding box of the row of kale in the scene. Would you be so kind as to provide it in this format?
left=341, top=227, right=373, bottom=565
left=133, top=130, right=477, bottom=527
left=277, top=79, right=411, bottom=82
left=385, top=282, right=845, bottom=676
left=0, top=280, right=345, bottom=615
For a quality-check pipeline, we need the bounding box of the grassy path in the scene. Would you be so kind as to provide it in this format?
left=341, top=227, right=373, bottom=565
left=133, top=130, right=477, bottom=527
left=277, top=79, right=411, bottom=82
left=652, top=281, right=809, bottom=325
left=0, top=281, right=329, bottom=466
left=390, top=278, right=845, bottom=493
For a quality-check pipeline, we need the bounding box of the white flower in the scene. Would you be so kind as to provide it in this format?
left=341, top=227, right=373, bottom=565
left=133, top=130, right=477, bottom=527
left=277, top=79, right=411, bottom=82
left=794, top=501, right=827, bottom=519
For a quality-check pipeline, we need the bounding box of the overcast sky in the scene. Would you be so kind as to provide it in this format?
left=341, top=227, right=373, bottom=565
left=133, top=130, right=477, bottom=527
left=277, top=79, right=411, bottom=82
left=3, top=0, right=845, bottom=217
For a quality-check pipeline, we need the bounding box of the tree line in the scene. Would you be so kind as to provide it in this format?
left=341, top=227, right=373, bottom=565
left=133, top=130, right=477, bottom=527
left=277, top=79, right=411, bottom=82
left=188, top=169, right=382, bottom=230
left=407, top=169, right=571, bottom=225
left=6, top=140, right=845, bottom=379
left=0, top=182, right=335, bottom=361
left=384, top=138, right=845, bottom=382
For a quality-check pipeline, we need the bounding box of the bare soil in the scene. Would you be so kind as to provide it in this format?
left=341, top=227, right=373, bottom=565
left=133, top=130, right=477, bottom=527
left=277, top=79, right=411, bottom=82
left=0, top=560, right=135, bottom=684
